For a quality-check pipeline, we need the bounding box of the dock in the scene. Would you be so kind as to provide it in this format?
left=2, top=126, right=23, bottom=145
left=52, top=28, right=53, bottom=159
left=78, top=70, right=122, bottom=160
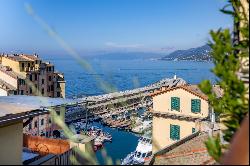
left=65, top=77, right=187, bottom=129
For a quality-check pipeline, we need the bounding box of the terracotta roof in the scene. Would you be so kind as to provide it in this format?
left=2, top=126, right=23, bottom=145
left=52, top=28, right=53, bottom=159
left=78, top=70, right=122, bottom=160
left=22, top=55, right=40, bottom=61
left=150, top=85, right=223, bottom=101
left=152, top=131, right=219, bottom=165
left=5, top=55, right=34, bottom=62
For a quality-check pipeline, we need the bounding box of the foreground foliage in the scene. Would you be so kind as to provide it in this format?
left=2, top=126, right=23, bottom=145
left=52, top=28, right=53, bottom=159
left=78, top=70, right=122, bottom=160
left=199, top=0, right=249, bottom=162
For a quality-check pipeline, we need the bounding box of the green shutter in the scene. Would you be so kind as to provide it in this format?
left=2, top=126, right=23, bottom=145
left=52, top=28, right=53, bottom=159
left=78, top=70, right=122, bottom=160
left=171, top=97, right=180, bottom=111
left=170, top=124, right=180, bottom=140
left=191, top=99, right=201, bottom=113
left=192, top=128, right=196, bottom=133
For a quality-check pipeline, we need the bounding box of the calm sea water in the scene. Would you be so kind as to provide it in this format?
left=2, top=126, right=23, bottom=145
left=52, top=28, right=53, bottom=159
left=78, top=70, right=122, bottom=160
left=42, top=56, right=216, bottom=98
left=41, top=55, right=215, bottom=163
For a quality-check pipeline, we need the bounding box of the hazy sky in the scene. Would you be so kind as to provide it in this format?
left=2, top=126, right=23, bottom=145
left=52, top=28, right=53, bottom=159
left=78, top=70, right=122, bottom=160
left=0, top=0, right=232, bottom=55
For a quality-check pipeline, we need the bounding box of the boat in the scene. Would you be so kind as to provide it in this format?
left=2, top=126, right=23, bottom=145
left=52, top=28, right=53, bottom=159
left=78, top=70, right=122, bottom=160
left=121, top=137, right=152, bottom=165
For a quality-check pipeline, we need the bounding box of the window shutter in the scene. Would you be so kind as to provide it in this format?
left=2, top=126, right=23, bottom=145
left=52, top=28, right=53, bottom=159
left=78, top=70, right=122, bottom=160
left=191, top=99, right=201, bottom=113
left=196, top=100, right=201, bottom=112
left=170, top=124, right=180, bottom=140
left=171, top=97, right=180, bottom=111
left=191, top=99, right=196, bottom=112
left=192, top=128, right=196, bottom=133
left=170, top=124, right=174, bottom=140
left=175, top=125, right=180, bottom=140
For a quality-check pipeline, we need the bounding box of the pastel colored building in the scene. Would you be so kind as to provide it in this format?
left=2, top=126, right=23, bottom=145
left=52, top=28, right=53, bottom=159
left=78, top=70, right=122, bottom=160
left=0, top=53, right=66, bottom=98
left=150, top=85, right=222, bottom=153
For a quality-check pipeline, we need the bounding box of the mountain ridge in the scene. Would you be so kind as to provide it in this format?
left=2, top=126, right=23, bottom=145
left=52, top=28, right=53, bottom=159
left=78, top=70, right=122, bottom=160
left=161, top=44, right=212, bottom=61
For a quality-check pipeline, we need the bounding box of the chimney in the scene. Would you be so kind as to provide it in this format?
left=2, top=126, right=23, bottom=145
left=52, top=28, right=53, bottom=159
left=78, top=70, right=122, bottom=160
left=173, top=74, right=177, bottom=80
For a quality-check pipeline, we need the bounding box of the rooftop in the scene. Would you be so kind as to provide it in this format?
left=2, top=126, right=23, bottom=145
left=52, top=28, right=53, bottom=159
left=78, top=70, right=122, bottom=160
left=1, top=54, right=41, bottom=62
left=0, top=64, right=19, bottom=79
left=22, top=54, right=40, bottom=61
left=0, top=95, right=78, bottom=126
left=151, top=131, right=219, bottom=165
left=150, top=84, right=223, bottom=101
left=0, top=78, right=17, bottom=91
left=4, top=55, right=34, bottom=62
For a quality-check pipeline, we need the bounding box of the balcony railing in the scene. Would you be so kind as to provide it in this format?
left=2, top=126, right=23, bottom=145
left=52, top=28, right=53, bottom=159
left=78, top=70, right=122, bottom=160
left=27, top=147, right=87, bottom=165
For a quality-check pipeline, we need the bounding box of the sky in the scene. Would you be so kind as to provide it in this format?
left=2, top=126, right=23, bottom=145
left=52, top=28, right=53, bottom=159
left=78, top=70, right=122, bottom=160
left=0, top=0, right=233, bottom=56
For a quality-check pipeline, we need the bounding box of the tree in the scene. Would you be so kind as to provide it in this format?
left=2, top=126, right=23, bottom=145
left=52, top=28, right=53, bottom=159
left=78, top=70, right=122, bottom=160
left=199, top=0, right=249, bottom=162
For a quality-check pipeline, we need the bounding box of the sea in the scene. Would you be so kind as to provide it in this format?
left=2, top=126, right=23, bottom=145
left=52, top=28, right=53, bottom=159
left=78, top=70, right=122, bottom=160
left=41, top=55, right=216, bottom=164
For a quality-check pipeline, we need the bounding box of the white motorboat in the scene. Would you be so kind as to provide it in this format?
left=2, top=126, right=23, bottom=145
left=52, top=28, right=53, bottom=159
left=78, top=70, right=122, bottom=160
left=121, top=137, right=152, bottom=165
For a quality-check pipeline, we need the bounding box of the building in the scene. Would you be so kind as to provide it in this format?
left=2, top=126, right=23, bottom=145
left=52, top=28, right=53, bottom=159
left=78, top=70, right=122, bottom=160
left=6, top=95, right=75, bottom=138
left=0, top=96, right=49, bottom=164
left=0, top=64, right=19, bottom=95
left=149, top=84, right=223, bottom=153
left=0, top=95, right=93, bottom=165
left=0, top=53, right=65, bottom=98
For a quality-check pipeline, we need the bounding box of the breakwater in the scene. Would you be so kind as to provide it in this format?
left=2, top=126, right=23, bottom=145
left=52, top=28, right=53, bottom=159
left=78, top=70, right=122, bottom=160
left=65, top=77, right=186, bottom=124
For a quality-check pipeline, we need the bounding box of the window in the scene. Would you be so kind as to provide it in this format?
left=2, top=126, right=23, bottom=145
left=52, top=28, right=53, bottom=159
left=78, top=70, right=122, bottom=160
left=20, top=79, right=25, bottom=85
left=21, top=63, right=24, bottom=71
left=192, top=128, right=196, bottom=133
left=29, top=75, right=32, bottom=81
left=35, top=74, right=37, bottom=81
left=34, top=121, right=38, bottom=128
left=171, top=97, right=180, bottom=111
left=170, top=124, right=180, bottom=140
left=57, top=82, right=60, bottom=88
left=41, top=119, right=44, bottom=126
left=191, top=99, right=201, bottom=113
left=51, top=85, right=54, bottom=91
left=42, top=88, right=44, bottom=95
left=29, top=123, right=32, bottom=130
left=42, top=79, right=45, bottom=84
left=21, top=90, right=24, bottom=95
left=47, top=86, right=50, bottom=92
left=57, top=92, right=61, bottom=97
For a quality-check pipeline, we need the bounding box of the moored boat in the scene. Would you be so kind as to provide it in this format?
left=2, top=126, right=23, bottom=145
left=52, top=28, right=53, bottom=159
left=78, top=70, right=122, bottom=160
left=121, top=136, right=152, bottom=165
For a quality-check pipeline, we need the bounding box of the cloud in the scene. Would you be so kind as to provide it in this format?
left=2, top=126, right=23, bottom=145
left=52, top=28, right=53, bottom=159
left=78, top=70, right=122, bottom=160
left=105, top=42, right=143, bottom=49
left=160, top=46, right=175, bottom=51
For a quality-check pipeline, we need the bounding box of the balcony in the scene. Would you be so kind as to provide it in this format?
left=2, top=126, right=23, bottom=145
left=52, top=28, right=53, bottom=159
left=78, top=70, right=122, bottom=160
left=23, top=134, right=94, bottom=165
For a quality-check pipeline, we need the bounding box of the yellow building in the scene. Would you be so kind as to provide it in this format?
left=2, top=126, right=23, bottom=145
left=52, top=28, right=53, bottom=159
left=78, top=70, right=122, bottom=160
left=150, top=85, right=222, bottom=153
left=0, top=54, right=66, bottom=98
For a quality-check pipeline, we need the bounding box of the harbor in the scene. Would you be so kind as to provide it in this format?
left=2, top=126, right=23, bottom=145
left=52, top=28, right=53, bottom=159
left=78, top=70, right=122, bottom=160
left=63, top=77, right=186, bottom=163
left=65, top=77, right=186, bottom=125
left=69, top=120, right=141, bottom=164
